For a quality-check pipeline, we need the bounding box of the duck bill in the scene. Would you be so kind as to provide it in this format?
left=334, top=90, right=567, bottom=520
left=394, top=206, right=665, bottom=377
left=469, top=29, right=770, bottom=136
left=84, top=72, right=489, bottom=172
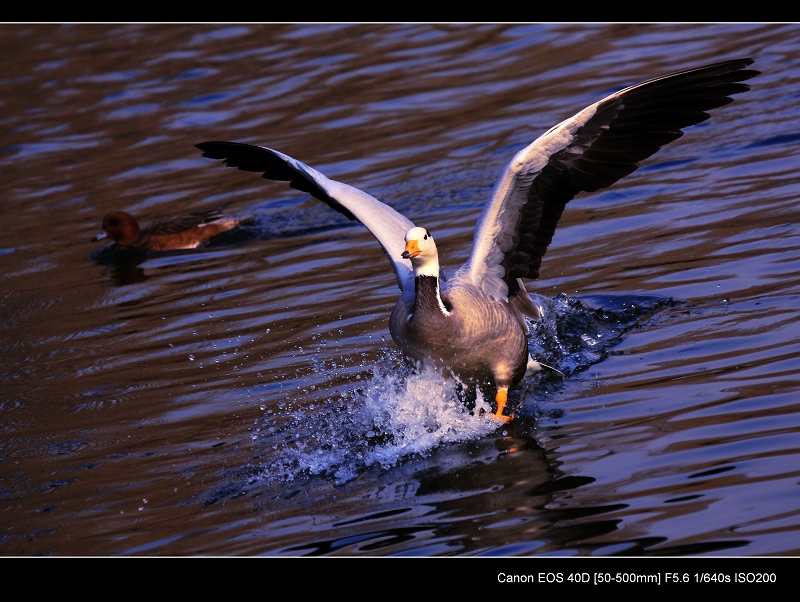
left=92, top=230, right=108, bottom=242
left=402, top=239, right=420, bottom=259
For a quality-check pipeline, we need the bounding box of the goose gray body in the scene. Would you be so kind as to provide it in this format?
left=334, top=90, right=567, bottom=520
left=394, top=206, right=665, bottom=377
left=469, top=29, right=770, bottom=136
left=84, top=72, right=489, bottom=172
left=389, top=274, right=529, bottom=389
left=197, top=58, right=758, bottom=421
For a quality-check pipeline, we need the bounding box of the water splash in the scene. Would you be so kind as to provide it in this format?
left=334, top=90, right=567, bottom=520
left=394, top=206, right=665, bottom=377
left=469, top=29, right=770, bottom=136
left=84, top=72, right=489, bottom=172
left=243, top=293, right=676, bottom=487
left=528, top=292, right=678, bottom=378
left=250, top=350, right=500, bottom=485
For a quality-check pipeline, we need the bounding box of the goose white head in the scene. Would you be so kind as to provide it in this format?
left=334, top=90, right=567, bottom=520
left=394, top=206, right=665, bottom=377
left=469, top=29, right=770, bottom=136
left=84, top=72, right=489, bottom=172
left=402, top=227, right=440, bottom=277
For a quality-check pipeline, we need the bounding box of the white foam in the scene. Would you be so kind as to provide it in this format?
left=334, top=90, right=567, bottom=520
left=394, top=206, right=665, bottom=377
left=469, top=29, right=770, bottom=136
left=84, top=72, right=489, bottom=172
left=268, top=352, right=499, bottom=484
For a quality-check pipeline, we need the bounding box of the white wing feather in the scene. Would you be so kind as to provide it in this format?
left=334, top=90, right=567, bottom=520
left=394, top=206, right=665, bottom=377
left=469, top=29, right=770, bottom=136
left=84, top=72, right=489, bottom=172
left=463, top=103, right=600, bottom=300
left=197, top=142, right=416, bottom=291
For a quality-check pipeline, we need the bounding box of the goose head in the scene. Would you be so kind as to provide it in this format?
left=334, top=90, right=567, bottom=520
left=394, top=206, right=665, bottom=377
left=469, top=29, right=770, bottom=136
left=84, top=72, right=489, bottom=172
left=402, top=227, right=439, bottom=277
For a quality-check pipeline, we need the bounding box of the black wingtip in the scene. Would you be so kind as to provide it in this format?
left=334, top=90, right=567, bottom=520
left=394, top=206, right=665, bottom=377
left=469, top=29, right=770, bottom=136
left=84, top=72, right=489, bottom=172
left=195, top=141, right=358, bottom=222
left=196, top=141, right=247, bottom=161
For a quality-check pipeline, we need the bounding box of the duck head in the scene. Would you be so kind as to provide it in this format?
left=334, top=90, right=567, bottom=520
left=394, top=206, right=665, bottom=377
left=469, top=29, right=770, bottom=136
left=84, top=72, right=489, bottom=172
left=92, top=212, right=140, bottom=246
left=402, top=227, right=440, bottom=277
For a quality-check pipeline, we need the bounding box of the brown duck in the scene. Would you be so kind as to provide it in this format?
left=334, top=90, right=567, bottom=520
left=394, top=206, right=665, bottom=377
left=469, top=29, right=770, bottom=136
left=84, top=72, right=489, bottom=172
left=92, top=206, right=240, bottom=251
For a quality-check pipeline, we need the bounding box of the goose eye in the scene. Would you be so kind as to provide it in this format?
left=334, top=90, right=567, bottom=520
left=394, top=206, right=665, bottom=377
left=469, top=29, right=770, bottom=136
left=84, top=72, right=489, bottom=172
left=424, top=234, right=428, bottom=240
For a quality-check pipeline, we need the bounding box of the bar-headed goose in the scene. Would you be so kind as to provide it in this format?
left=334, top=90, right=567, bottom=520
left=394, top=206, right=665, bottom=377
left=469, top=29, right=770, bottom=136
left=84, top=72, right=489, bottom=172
left=198, top=58, right=757, bottom=422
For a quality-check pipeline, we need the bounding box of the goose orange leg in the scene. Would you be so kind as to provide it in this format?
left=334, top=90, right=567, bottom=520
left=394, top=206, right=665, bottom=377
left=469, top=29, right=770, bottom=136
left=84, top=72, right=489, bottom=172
left=493, top=387, right=513, bottom=422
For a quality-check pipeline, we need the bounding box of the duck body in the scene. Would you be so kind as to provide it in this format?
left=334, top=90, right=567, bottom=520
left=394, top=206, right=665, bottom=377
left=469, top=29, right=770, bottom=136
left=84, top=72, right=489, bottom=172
left=388, top=227, right=533, bottom=416
left=390, top=275, right=530, bottom=394
left=196, top=58, right=758, bottom=421
left=92, top=206, right=239, bottom=251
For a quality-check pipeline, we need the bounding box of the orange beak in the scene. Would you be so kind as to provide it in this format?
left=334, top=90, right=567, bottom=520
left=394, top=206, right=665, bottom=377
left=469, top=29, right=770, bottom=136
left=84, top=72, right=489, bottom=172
left=402, top=239, right=421, bottom=259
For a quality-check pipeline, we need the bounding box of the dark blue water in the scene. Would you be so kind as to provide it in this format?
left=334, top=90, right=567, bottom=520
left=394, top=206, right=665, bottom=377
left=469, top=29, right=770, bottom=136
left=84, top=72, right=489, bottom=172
left=1, top=23, right=799, bottom=557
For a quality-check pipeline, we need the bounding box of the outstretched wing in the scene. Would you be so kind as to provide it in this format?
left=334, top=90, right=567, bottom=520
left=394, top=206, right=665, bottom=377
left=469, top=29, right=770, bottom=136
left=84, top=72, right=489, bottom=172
left=463, top=58, right=759, bottom=301
left=196, top=142, right=416, bottom=291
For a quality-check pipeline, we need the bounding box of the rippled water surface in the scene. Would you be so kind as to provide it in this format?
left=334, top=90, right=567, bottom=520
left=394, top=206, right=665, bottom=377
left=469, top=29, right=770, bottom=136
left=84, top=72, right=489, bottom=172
left=2, top=23, right=799, bottom=556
